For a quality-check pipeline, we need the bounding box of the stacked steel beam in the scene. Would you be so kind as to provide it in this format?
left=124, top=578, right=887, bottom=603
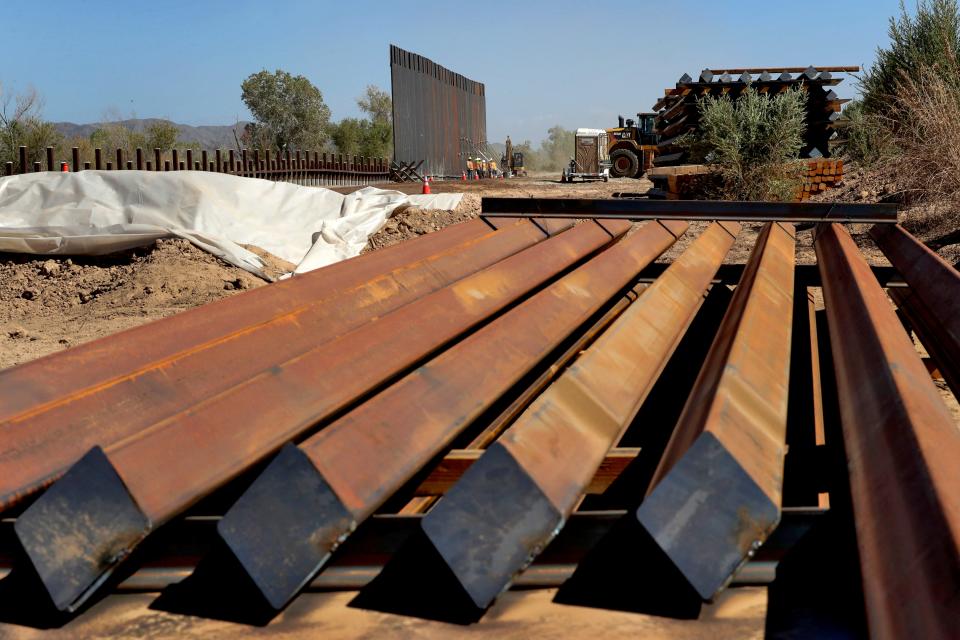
left=0, top=199, right=957, bottom=638
left=653, top=66, right=853, bottom=166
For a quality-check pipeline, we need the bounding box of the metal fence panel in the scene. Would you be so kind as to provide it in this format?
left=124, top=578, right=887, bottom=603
left=390, top=44, right=486, bottom=177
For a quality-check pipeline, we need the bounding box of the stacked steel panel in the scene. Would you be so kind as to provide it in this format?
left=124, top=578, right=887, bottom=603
left=653, top=66, right=850, bottom=167
left=390, top=44, right=486, bottom=177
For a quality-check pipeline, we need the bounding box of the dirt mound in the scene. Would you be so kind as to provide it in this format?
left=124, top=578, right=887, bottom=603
left=811, top=163, right=901, bottom=205
left=362, top=176, right=650, bottom=252
left=364, top=205, right=477, bottom=252
left=0, top=239, right=274, bottom=370
left=813, top=161, right=960, bottom=265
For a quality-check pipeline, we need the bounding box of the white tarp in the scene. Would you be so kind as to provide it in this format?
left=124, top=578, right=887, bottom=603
left=0, top=171, right=463, bottom=278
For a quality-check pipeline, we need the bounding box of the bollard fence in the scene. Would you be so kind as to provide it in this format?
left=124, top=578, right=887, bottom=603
left=2, top=145, right=391, bottom=188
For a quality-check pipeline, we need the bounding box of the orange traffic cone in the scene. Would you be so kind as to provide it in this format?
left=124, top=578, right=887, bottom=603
left=422, top=176, right=431, bottom=194
left=61, top=162, right=69, bottom=172
left=461, top=171, right=466, bottom=181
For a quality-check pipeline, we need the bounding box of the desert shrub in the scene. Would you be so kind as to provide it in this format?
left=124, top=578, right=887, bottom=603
left=888, top=62, right=960, bottom=200
left=849, top=0, right=960, bottom=169
left=839, top=99, right=896, bottom=167
left=684, top=86, right=807, bottom=201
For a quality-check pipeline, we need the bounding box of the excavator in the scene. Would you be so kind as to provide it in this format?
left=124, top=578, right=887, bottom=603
left=606, top=113, right=658, bottom=178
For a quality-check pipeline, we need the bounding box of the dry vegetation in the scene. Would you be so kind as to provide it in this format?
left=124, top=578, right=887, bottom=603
left=887, top=66, right=960, bottom=204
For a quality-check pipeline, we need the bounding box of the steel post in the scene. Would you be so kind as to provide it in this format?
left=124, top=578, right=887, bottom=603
left=814, top=223, right=960, bottom=639
left=215, top=221, right=685, bottom=610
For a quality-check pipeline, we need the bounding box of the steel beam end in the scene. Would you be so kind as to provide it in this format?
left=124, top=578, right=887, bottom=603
left=13, top=446, right=151, bottom=612
left=217, top=443, right=355, bottom=610
left=421, top=443, right=563, bottom=610
left=636, top=433, right=780, bottom=600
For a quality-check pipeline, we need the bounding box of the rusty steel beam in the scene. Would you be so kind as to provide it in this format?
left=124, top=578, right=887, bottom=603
left=13, top=220, right=618, bottom=613
left=814, top=223, right=960, bottom=639
left=481, top=197, right=898, bottom=223
left=401, top=286, right=646, bottom=515
left=635, top=222, right=796, bottom=600
left=396, top=222, right=741, bottom=612
left=465, top=285, right=646, bottom=451
left=0, top=217, right=561, bottom=512
left=870, top=223, right=960, bottom=397
left=215, top=220, right=687, bottom=610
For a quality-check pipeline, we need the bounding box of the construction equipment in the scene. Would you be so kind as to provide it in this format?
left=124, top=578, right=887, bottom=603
left=606, top=112, right=659, bottom=178
left=562, top=128, right=611, bottom=183
left=510, top=151, right=526, bottom=177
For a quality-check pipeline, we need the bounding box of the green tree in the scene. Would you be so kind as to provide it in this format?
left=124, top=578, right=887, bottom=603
left=358, top=120, right=391, bottom=158
left=330, top=85, right=393, bottom=159
left=861, top=0, right=960, bottom=117
left=331, top=117, right=392, bottom=159
left=241, top=69, right=331, bottom=150
left=144, top=120, right=180, bottom=150
left=358, top=85, right=392, bottom=124
left=686, top=86, right=808, bottom=201
left=357, top=85, right=392, bottom=157
left=330, top=117, right=364, bottom=156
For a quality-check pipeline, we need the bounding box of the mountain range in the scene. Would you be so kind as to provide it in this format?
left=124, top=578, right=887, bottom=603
left=52, top=119, right=251, bottom=150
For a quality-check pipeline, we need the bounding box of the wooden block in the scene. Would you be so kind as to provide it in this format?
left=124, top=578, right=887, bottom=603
left=646, top=164, right=710, bottom=177
left=415, top=448, right=642, bottom=496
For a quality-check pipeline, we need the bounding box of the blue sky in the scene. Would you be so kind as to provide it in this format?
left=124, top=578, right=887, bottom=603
left=2, top=0, right=902, bottom=144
